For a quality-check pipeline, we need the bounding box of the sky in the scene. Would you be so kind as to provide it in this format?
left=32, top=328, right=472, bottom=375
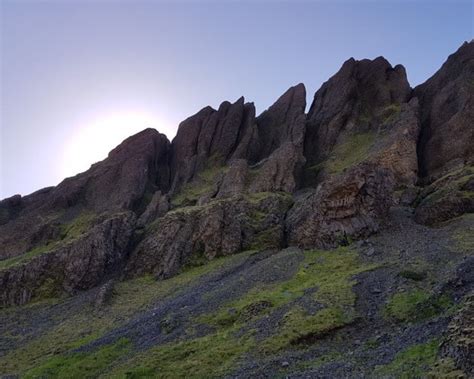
left=0, top=0, right=473, bottom=199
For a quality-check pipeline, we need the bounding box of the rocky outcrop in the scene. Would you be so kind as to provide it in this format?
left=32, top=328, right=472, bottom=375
left=439, top=294, right=474, bottom=376
left=255, top=83, right=306, bottom=161
left=126, top=193, right=292, bottom=279
left=286, top=163, right=394, bottom=248
left=304, top=56, right=411, bottom=168
left=215, top=160, right=249, bottom=199
left=368, top=98, right=421, bottom=186
left=414, top=165, right=474, bottom=225
left=0, top=212, right=135, bottom=306
left=0, top=129, right=169, bottom=260
left=137, top=191, right=170, bottom=227
left=50, top=128, right=171, bottom=212
left=415, top=41, right=474, bottom=182
left=169, top=98, right=259, bottom=194
left=249, top=142, right=305, bottom=193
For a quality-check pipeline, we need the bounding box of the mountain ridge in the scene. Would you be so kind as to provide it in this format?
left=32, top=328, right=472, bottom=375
left=0, top=41, right=473, bottom=378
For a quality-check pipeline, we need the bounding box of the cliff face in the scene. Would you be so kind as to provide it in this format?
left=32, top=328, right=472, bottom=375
left=415, top=41, right=474, bottom=181
left=0, top=41, right=473, bottom=309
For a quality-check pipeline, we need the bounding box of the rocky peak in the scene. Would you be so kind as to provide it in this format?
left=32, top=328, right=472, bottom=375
left=169, top=97, right=258, bottom=193
left=415, top=40, right=474, bottom=181
left=50, top=128, right=171, bottom=212
left=304, top=56, right=411, bottom=166
left=255, top=83, right=306, bottom=161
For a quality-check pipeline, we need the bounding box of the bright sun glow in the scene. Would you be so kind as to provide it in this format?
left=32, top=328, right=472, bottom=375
left=61, top=110, right=171, bottom=179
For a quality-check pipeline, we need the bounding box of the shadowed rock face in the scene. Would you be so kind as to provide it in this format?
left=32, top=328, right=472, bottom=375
left=50, top=128, right=171, bottom=212
left=255, top=83, right=307, bottom=161
left=169, top=98, right=259, bottom=194
left=126, top=193, right=292, bottom=279
left=415, top=41, right=474, bottom=182
left=0, top=128, right=170, bottom=261
left=304, top=56, right=411, bottom=167
left=0, top=212, right=135, bottom=306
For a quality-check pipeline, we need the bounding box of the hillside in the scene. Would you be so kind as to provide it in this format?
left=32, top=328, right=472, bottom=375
left=0, top=41, right=473, bottom=378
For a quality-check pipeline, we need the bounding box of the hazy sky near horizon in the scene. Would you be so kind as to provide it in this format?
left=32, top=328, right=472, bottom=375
left=1, top=0, right=473, bottom=199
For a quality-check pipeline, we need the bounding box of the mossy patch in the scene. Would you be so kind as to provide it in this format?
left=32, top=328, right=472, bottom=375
left=171, top=165, right=228, bottom=207
left=373, top=339, right=439, bottom=378
left=23, top=337, right=131, bottom=379
left=0, top=212, right=97, bottom=271
left=0, top=251, right=255, bottom=376
left=265, top=307, right=350, bottom=351
left=60, top=212, right=97, bottom=241
left=107, top=331, right=253, bottom=379
left=384, top=289, right=452, bottom=323
left=0, top=244, right=52, bottom=270
left=452, top=214, right=474, bottom=253
left=200, top=247, right=376, bottom=351
left=381, top=103, right=401, bottom=125
left=324, top=132, right=376, bottom=174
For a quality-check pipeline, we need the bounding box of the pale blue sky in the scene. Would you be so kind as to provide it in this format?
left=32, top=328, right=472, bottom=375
left=1, top=0, right=473, bottom=198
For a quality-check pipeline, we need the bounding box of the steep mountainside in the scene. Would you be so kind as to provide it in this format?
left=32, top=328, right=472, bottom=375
left=1, top=41, right=473, bottom=378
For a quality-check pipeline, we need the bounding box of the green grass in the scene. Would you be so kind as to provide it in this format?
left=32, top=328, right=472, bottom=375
left=106, top=330, right=253, bottom=379
left=452, top=214, right=474, bottom=253
left=381, top=103, right=401, bottom=125
left=325, top=132, right=376, bottom=174
left=0, top=212, right=97, bottom=271
left=264, top=307, right=350, bottom=351
left=0, top=244, right=52, bottom=270
left=418, top=165, right=474, bottom=208
left=23, top=338, right=131, bottom=379
left=384, top=289, right=452, bottom=323
left=373, top=339, right=439, bottom=378
left=60, top=212, right=98, bottom=241
left=200, top=247, right=376, bottom=351
left=0, top=251, right=255, bottom=376
left=171, top=165, right=227, bottom=207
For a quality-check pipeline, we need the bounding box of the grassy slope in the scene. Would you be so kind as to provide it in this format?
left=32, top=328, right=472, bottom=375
left=1, top=212, right=473, bottom=378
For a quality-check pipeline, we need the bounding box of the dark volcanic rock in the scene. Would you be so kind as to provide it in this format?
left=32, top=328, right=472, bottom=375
left=170, top=98, right=259, bottom=194
left=415, top=41, right=474, bottom=182
left=255, top=83, right=306, bottom=161
left=414, top=165, right=474, bottom=225
left=0, top=212, right=135, bottom=307
left=0, top=129, right=170, bottom=260
left=287, top=163, right=394, bottom=248
left=50, top=128, right=171, bottom=212
left=249, top=142, right=305, bottom=193
left=216, top=160, right=249, bottom=199
left=126, top=193, right=292, bottom=279
left=304, top=56, right=411, bottom=167
left=368, top=99, right=420, bottom=186
left=137, top=191, right=170, bottom=227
